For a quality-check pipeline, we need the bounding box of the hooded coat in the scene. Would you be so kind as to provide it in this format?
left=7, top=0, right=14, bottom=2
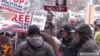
left=65, top=39, right=98, bottom=56
left=14, top=36, right=55, bottom=56
left=41, top=32, right=61, bottom=56
left=64, top=24, right=98, bottom=56
left=57, top=24, right=73, bottom=56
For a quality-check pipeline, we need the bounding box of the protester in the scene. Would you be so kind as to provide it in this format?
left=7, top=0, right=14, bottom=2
left=58, top=24, right=73, bottom=56
left=14, top=25, right=55, bottom=56
left=12, top=31, right=27, bottom=50
left=0, top=35, right=13, bottom=56
left=44, top=11, right=55, bottom=36
left=56, top=16, right=76, bottom=40
left=66, top=24, right=98, bottom=56
left=57, top=17, right=77, bottom=40
left=41, top=32, right=61, bottom=56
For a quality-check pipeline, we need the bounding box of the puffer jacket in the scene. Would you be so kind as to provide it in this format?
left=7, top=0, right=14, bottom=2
left=65, top=39, right=98, bottom=56
left=14, top=36, right=55, bottom=56
left=77, top=39, right=98, bottom=56
left=79, top=40, right=98, bottom=52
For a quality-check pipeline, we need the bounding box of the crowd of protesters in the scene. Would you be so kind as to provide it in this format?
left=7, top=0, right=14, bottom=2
left=0, top=11, right=100, bottom=56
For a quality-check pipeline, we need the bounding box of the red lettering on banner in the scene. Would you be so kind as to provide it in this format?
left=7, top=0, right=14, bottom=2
left=13, top=0, right=19, bottom=3
left=12, top=14, right=30, bottom=22
left=12, top=15, right=17, bottom=21
left=44, top=6, right=67, bottom=12
left=19, top=15, right=24, bottom=22
left=25, top=15, right=30, bottom=22
left=19, top=0, right=24, bottom=4
left=13, top=0, right=24, bottom=4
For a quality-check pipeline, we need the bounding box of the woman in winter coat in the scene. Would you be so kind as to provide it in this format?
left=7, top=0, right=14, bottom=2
left=41, top=32, right=61, bottom=56
left=57, top=24, right=73, bottom=56
left=14, top=25, right=55, bottom=56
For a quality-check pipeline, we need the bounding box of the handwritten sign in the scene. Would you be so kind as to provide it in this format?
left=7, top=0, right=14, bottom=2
left=31, top=10, right=47, bottom=30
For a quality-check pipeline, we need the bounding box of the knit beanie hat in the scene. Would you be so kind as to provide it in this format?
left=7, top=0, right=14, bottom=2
left=74, top=24, right=92, bottom=41
left=27, top=25, right=41, bottom=36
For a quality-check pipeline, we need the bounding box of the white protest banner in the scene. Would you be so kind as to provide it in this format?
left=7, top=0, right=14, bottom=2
left=0, top=0, right=30, bottom=13
left=0, top=10, right=32, bottom=29
left=31, top=10, right=47, bottom=31
left=11, top=13, right=31, bottom=29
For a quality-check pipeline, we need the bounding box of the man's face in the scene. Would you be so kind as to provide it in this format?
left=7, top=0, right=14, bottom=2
left=73, top=32, right=80, bottom=43
left=47, top=12, right=54, bottom=22
left=94, top=25, right=100, bottom=31
left=47, top=15, right=53, bottom=22
left=94, top=25, right=98, bottom=31
left=68, top=18, right=77, bottom=27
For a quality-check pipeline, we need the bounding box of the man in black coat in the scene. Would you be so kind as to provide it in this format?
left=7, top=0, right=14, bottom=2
left=57, top=24, right=73, bottom=56
left=66, top=24, right=98, bottom=56
left=14, top=25, right=55, bottom=56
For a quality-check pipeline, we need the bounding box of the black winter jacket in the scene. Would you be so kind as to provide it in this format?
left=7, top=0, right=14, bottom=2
left=14, top=37, right=55, bottom=56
